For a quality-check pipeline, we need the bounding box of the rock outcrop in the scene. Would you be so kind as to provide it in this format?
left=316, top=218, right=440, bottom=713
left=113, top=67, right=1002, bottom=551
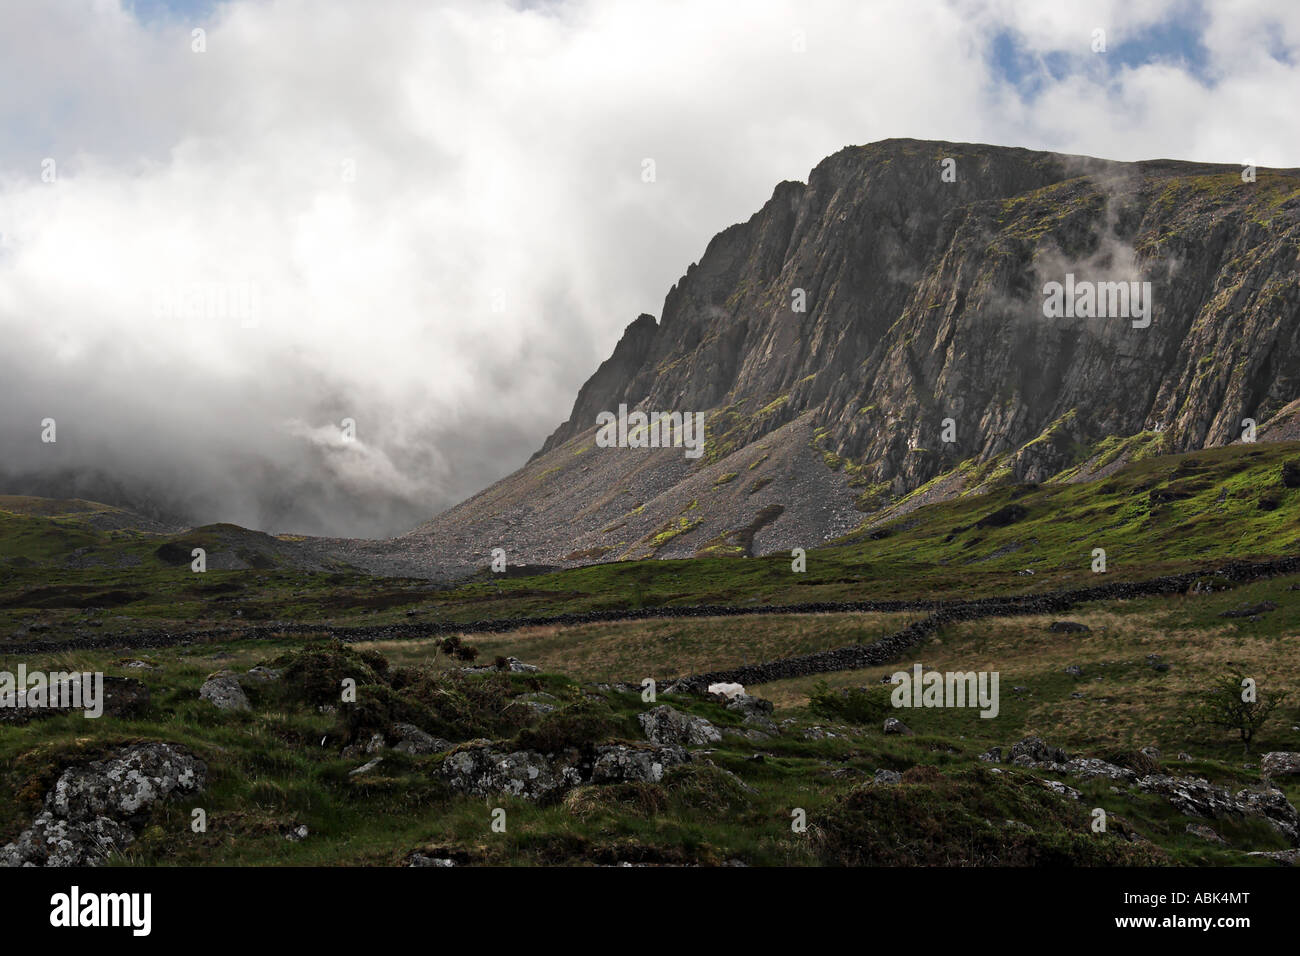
left=347, top=139, right=1300, bottom=577
left=638, top=705, right=722, bottom=746
left=2, top=742, right=207, bottom=866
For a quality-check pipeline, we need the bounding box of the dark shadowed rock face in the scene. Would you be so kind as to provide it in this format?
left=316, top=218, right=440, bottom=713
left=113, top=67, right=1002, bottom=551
left=344, top=138, right=1300, bottom=578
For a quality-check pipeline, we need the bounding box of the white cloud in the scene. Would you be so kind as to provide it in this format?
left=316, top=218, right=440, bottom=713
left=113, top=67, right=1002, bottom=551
left=0, top=0, right=1296, bottom=536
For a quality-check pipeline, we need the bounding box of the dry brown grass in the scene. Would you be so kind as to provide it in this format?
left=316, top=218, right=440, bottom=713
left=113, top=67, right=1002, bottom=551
left=753, top=606, right=1300, bottom=752
left=356, top=611, right=920, bottom=683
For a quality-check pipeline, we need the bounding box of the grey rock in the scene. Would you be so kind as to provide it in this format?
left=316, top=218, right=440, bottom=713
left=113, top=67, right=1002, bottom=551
left=873, top=769, right=903, bottom=784
left=798, top=724, right=843, bottom=741
left=638, top=705, right=722, bottom=747
left=0, top=812, right=135, bottom=867
left=725, top=694, right=774, bottom=719
left=409, top=854, right=457, bottom=867
left=1032, top=757, right=1136, bottom=784
left=438, top=744, right=582, bottom=800
left=514, top=692, right=560, bottom=715
left=1010, top=736, right=1066, bottom=764
left=2, top=742, right=205, bottom=867
left=199, top=673, right=250, bottom=711
left=46, top=742, right=206, bottom=824
left=391, top=723, right=452, bottom=755
left=883, top=717, right=913, bottom=736
left=1184, top=822, right=1226, bottom=844
left=590, top=744, right=688, bottom=784
left=1261, top=752, right=1300, bottom=782
left=1246, top=849, right=1300, bottom=865
left=1037, top=779, right=1082, bottom=800
left=1138, top=774, right=1300, bottom=843
left=349, top=756, right=384, bottom=776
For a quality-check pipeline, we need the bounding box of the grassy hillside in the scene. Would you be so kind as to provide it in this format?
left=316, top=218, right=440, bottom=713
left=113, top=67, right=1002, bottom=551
left=2, top=441, right=1297, bottom=642
left=1, top=441, right=1297, bottom=867
left=2, top=571, right=1296, bottom=866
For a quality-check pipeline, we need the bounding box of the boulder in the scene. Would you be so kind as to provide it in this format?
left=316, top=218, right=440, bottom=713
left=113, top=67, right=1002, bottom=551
left=1246, top=849, right=1300, bottom=865
left=1036, top=779, right=1082, bottom=801
left=727, top=694, right=778, bottom=735
left=0, top=812, right=135, bottom=867
left=1184, top=823, right=1226, bottom=845
left=590, top=744, right=687, bottom=784
left=638, top=705, right=722, bottom=746
left=199, top=673, right=250, bottom=711
left=46, top=742, right=206, bottom=824
left=725, top=694, right=774, bottom=719
left=2, top=742, right=206, bottom=867
left=514, top=692, right=560, bottom=715
left=438, top=743, right=582, bottom=800
left=1138, top=775, right=1300, bottom=843
left=883, top=717, right=914, bottom=736
left=1030, top=757, right=1136, bottom=784
left=1009, top=736, right=1066, bottom=765
left=0, top=675, right=149, bottom=723
left=1261, top=752, right=1300, bottom=782
left=391, top=723, right=452, bottom=755
left=798, top=724, right=843, bottom=741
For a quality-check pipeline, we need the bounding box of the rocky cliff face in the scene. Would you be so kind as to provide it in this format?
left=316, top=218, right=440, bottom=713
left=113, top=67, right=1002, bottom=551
left=352, top=139, right=1300, bottom=578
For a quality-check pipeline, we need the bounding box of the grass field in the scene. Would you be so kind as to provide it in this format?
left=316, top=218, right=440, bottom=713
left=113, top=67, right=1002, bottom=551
left=0, top=441, right=1297, bottom=866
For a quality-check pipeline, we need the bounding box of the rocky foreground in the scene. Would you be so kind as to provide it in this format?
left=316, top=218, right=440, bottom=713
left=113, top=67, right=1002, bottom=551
left=4, top=636, right=1298, bottom=867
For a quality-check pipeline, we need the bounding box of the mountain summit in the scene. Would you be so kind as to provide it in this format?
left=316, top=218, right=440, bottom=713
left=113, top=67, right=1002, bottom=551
left=345, top=138, right=1300, bottom=578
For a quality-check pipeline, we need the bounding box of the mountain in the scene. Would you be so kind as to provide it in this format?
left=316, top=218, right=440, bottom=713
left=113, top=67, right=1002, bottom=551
left=337, top=138, right=1300, bottom=579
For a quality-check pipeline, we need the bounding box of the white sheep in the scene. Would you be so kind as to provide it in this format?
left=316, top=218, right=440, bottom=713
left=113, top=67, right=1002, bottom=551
left=708, top=681, right=745, bottom=700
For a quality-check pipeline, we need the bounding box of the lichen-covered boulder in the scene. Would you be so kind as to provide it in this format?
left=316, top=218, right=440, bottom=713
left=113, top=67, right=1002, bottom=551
left=638, top=705, right=721, bottom=746
left=438, top=742, right=582, bottom=800
left=2, top=742, right=206, bottom=867
left=391, top=722, right=452, bottom=755
left=1261, top=752, right=1300, bottom=782
left=199, top=673, right=250, bottom=711
left=591, top=744, right=688, bottom=784
left=0, top=812, right=135, bottom=867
